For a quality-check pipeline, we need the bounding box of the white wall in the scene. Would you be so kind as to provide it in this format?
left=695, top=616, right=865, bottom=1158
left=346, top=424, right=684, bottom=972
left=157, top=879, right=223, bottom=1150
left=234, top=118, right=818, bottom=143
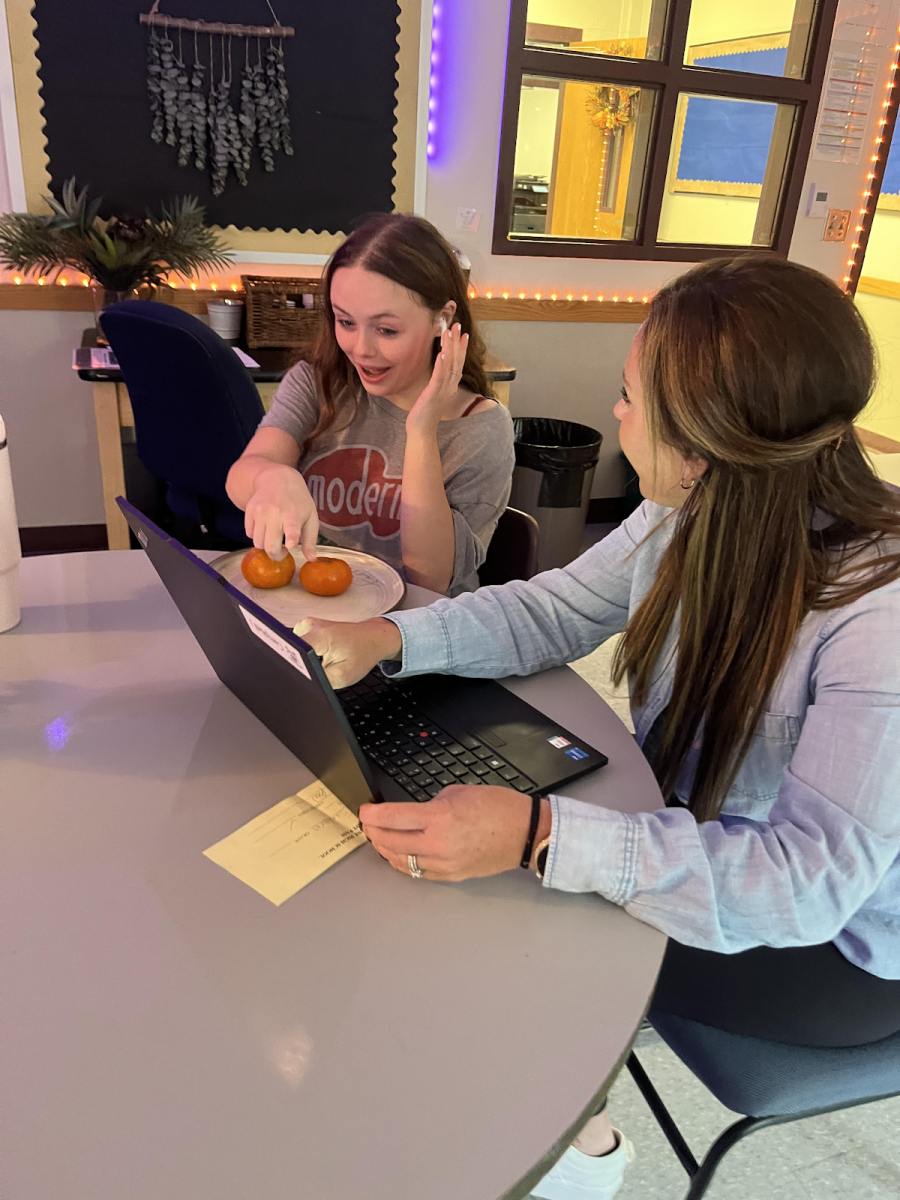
left=513, top=83, right=559, bottom=178
left=482, top=319, right=636, bottom=495
left=0, top=310, right=106, bottom=525
left=5, top=0, right=900, bottom=526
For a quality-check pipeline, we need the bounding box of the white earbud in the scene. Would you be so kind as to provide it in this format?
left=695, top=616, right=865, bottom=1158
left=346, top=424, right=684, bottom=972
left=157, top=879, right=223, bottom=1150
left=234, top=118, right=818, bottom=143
left=439, top=317, right=448, bottom=333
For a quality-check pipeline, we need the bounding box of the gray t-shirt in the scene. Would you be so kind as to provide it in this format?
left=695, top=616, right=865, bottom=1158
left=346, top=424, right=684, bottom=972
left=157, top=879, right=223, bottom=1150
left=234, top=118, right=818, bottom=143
left=259, top=361, right=515, bottom=595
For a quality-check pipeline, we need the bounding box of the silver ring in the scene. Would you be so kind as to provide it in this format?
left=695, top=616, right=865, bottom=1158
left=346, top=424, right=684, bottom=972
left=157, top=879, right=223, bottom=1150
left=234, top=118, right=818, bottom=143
left=408, top=853, right=423, bottom=879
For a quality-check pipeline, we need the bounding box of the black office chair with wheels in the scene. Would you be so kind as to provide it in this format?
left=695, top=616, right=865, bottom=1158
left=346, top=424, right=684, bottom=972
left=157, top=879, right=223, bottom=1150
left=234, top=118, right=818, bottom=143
left=478, top=507, right=540, bottom=586
left=99, top=300, right=264, bottom=548
left=627, top=1015, right=900, bottom=1199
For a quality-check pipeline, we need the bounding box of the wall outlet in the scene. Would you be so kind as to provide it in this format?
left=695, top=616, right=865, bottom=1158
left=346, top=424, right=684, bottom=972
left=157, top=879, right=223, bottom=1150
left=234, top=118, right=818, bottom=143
left=823, top=208, right=852, bottom=242
left=455, top=207, right=481, bottom=232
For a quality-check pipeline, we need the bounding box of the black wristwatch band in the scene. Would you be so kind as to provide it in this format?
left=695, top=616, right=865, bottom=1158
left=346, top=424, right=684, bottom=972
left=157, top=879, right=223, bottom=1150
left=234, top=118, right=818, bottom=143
left=520, top=794, right=542, bottom=869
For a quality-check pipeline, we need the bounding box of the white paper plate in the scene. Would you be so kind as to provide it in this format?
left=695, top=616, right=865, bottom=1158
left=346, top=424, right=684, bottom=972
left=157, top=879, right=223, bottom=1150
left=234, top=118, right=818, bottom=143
left=209, top=546, right=405, bottom=626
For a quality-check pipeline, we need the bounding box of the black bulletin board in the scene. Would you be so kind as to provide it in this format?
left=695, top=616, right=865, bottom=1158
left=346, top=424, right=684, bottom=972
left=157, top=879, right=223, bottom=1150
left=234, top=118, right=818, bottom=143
left=32, top=0, right=401, bottom=232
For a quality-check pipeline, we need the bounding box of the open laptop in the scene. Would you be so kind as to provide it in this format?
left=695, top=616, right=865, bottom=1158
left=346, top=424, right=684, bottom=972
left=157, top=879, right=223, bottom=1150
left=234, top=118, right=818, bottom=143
left=119, top=499, right=608, bottom=814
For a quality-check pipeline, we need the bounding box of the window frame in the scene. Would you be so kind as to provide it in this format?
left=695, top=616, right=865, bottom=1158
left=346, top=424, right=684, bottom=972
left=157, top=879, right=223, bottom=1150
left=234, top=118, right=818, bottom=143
left=493, top=0, right=840, bottom=260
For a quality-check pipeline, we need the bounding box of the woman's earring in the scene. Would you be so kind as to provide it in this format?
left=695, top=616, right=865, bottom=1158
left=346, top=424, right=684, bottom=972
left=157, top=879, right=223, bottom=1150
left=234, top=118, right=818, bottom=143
left=680, top=476, right=696, bottom=490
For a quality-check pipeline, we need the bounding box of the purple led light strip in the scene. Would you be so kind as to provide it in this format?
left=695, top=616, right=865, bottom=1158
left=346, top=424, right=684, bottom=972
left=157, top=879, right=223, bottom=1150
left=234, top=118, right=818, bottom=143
left=426, top=2, right=442, bottom=158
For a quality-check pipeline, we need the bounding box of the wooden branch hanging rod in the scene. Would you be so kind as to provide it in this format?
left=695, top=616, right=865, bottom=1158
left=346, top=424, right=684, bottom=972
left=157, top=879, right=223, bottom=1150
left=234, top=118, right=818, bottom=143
left=139, top=13, right=294, bottom=36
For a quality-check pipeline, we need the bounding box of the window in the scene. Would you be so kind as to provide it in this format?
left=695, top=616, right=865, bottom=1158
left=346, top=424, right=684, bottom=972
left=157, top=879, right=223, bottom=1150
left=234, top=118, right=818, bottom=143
left=495, top=0, right=839, bottom=259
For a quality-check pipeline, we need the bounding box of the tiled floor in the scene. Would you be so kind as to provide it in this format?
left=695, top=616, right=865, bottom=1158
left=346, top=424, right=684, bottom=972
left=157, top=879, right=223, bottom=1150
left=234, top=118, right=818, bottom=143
left=564, top=542, right=900, bottom=1198
left=608, top=1029, right=900, bottom=1200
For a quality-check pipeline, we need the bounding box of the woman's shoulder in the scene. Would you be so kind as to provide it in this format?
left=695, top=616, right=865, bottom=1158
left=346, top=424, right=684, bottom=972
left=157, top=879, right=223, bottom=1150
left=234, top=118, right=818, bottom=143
left=277, top=358, right=318, bottom=399
left=261, top=360, right=321, bottom=439
left=451, top=394, right=513, bottom=429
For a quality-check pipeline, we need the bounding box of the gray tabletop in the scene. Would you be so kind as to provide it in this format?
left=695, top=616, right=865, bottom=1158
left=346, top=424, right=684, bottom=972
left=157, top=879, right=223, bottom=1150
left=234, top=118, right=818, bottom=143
left=1, top=551, right=665, bottom=1200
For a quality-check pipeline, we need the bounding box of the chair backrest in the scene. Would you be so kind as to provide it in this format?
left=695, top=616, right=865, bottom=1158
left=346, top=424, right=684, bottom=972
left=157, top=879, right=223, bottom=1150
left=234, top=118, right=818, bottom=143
left=99, top=301, right=264, bottom=528
left=478, top=507, right=540, bottom=586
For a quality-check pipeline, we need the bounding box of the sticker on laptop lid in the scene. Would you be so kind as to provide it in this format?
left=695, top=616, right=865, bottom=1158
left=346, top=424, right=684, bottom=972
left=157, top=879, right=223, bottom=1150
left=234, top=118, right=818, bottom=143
left=547, top=735, right=570, bottom=749
left=136, top=528, right=148, bottom=548
left=565, top=746, right=589, bottom=761
left=241, top=607, right=310, bottom=678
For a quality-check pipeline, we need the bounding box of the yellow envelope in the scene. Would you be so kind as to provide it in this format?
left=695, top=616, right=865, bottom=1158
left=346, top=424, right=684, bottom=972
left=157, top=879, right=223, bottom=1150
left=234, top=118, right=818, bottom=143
left=203, top=780, right=366, bottom=905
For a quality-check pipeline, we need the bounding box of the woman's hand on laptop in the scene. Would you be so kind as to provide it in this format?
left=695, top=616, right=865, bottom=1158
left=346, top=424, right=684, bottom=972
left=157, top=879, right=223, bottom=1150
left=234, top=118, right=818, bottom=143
left=360, top=786, right=552, bottom=882
left=295, top=616, right=402, bottom=689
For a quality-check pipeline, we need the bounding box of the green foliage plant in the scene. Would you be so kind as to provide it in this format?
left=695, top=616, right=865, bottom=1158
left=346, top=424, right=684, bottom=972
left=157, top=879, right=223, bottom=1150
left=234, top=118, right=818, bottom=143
left=0, top=178, right=232, bottom=290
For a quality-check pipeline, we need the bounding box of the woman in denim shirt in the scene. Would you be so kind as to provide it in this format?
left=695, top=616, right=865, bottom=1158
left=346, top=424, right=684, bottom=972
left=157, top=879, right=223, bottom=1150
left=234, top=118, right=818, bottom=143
left=299, top=256, right=900, bottom=1199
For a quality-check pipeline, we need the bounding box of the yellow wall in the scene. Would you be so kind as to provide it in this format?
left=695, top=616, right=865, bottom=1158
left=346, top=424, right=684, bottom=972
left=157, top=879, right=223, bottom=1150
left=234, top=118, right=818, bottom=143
left=526, top=0, right=654, bottom=43
left=863, top=209, right=900, bottom=284
left=685, top=0, right=798, bottom=47
left=657, top=192, right=760, bottom=244
left=856, top=292, right=900, bottom=440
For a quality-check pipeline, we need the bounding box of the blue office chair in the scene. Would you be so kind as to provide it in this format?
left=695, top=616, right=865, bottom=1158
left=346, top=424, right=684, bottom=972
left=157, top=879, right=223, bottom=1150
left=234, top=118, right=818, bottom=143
left=99, top=300, right=264, bottom=546
left=627, top=1015, right=900, bottom=1199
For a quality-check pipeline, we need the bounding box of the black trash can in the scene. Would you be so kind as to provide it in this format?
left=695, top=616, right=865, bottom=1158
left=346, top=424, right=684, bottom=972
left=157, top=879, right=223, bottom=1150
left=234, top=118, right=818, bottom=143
left=509, top=418, right=603, bottom=572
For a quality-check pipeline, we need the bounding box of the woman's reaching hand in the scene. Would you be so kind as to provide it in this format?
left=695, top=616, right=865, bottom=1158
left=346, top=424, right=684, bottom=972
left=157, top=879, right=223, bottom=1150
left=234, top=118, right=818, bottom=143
left=360, top=786, right=551, bottom=882
left=244, top=463, right=320, bottom=562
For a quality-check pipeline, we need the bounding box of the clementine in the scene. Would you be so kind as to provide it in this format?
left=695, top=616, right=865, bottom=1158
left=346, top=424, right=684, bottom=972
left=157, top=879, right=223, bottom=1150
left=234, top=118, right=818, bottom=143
left=240, top=548, right=296, bottom=589
left=299, top=556, right=353, bottom=596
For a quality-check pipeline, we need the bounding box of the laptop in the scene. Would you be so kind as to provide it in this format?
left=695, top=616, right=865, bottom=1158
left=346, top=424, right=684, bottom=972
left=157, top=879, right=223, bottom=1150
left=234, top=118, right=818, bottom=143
left=119, top=500, right=608, bottom=814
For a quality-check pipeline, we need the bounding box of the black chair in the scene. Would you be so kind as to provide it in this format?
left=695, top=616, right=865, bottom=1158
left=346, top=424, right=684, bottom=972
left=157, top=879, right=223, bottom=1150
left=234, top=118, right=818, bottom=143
left=99, top=300, right=264, bottom=547
left=478, top=507, right=540, bottom=586
left=627, top=1014, right=900, bottom=1199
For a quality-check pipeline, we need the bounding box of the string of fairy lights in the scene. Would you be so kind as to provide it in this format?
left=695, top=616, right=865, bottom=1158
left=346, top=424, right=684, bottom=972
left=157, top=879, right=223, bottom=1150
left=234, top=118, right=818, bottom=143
left=844, top=32, right=900, bottom=294
left=5, top=30, right=899, bottom=302
left=0, top=272, right=652, bottom=304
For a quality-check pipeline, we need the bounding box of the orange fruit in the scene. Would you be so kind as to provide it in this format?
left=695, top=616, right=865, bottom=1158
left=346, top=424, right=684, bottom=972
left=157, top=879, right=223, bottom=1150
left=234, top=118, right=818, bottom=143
left=240, top=548, right=296, bottom=589
left=299, top=556, right=353, bottom=596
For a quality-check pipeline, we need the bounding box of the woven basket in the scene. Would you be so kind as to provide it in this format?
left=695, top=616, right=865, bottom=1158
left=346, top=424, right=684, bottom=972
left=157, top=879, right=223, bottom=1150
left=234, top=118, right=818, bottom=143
left=241, top=275, right=324, bottom=348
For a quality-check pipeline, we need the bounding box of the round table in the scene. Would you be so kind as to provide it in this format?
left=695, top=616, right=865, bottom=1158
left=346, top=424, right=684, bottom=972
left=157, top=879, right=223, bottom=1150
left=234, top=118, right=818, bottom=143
left=1, top=551, right=665, bottom=1200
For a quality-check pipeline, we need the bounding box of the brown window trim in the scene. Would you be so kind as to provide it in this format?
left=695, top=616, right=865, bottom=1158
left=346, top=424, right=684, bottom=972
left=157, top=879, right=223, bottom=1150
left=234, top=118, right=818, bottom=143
left=493, top=0, right=840, bottom=261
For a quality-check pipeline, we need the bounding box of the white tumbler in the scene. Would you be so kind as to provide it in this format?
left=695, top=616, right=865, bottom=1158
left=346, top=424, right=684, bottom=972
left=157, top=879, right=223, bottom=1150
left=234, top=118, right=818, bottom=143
left=0, top=413, right=22, bottom=632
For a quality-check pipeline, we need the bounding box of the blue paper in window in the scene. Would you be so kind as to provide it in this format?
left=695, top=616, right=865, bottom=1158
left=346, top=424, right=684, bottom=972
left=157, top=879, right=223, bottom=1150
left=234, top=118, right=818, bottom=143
left=677, top=47, right=788, bottom=187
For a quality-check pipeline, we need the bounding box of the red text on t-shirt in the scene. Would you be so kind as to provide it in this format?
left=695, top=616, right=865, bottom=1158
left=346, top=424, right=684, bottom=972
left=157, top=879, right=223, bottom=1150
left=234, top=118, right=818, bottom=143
left=304, top=446, right=402, bottom=540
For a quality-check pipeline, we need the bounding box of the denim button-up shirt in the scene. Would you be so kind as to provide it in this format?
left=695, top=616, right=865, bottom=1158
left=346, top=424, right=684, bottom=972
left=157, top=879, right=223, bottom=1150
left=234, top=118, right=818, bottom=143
left=385, top=501, right=900, bottom=980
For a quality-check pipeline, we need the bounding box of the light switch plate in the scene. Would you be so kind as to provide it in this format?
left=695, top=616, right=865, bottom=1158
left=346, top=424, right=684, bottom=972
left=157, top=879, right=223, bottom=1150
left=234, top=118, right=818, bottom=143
left=823, top=208, right=852, bottom=242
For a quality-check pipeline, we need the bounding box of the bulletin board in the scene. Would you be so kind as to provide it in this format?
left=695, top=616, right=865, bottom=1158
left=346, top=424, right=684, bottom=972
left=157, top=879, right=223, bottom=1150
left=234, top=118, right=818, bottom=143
left=6, top=0, right=420, bottom=254
left=672, top=37, right=789, bottom=198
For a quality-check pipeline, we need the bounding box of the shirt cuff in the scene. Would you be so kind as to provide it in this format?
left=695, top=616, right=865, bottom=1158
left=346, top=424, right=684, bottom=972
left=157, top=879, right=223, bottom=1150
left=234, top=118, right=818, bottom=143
left=544, top=794, right=638, bottom=903
left=380, top=607, right=454, bottom=677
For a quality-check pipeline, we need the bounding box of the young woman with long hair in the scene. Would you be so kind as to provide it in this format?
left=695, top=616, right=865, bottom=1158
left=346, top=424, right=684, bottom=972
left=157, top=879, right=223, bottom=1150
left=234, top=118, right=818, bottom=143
left=295, top=255, right=900, bottom=1198
left=226, top=214, right=514, bottom=595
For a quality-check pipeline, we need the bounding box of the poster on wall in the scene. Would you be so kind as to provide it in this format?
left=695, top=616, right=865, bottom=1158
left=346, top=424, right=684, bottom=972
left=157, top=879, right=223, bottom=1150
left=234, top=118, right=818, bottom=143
left=672, top=39, right=788, bottom=197
left=32, top=0, right=401, bottom=232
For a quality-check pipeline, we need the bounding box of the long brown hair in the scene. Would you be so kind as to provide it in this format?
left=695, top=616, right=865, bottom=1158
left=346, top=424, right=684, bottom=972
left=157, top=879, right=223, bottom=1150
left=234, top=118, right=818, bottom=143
left=613, top=254, right=900, bottom=821
left=299, top=213, right=491, bottom=452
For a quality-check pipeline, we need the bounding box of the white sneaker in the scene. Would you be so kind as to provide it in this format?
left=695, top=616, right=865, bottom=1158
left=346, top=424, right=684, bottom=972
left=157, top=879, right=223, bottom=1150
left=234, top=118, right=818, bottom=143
left=530, top=1130, right=634, bottom=1200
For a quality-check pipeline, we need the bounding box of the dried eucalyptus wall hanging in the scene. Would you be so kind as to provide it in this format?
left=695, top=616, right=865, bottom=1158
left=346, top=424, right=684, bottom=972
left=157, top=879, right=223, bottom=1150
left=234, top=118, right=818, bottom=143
left=141, top=1, right=294, bottom=195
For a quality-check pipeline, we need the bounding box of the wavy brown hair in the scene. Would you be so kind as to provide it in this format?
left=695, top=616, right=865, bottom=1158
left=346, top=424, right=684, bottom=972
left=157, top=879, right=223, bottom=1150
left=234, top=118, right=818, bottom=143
left=298, top=213, right=491, bottom=453
left=612, top=254, right=900, bottom=822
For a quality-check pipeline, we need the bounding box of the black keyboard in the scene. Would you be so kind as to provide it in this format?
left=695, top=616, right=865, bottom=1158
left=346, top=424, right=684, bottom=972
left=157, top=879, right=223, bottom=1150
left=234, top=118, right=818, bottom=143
left=339, top=674, right=537, bottom=802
